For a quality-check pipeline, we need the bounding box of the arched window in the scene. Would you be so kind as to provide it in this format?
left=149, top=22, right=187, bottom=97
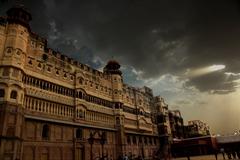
left=16, top=50, right=21, bottom=55
left=79, top=78, right=84, bottom=85
left=28, top=60, right=32, bottom=65
left=7, top=48, right=12, bottom=53
left=76, top=128, right=83, bottom=139
left=6, top=48, right=12, bottom=55
left=10, top=90, right=17, bottom=99
left=79, top=110, right=84, bottom=118
left=38, top=63, right=42, bottom=68
left=0, top=89, right=5, bottom=98
left=42, top=124, right=49, bottom=140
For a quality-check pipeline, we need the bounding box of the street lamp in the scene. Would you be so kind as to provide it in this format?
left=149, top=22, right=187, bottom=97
left=100, top=132, right=107, bottom=159
left=88, top=132, right=94, bottom=160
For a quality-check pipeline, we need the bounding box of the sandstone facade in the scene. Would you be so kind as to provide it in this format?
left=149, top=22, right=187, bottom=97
left=0, top=4, right=171, bottom=160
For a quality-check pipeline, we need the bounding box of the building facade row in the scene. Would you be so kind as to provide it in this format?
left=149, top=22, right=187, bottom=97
left=0, top=4, right=171, bottom=160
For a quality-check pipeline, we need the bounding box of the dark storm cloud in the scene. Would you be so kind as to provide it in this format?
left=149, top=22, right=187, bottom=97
left=186, top=71, right=240, bottom=94
left=1, top=0, right=240, bottom=93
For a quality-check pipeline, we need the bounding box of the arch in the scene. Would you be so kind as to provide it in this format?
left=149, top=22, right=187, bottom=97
left=38, top=63, right=42, bottom=68
left=7, top=48, right=12, bottom=53
left=9, top=83, right=23, bottom=89
left=10, top=90, right=17, bottom=99
left=76, top=88, right=87, bottom=96
left=79, top=109, right=84, bottom=118
left=28, top=60, right=32, bottom=65
left=79, top=77, right=84, bottom=85
left=5, top=47, right=12, bottom=55
left=64, top=73, right=67, bottom=78
left=47, top=67, right=51, bottom=72
left=77, top=105, right=87, bottom=116
left=16, top=50, right=21, bottom=55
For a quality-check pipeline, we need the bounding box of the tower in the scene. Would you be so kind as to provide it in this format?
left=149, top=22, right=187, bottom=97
left=103, top=60, right=123, bottom=103
left=154, top=96, right=172, bottom=160
left=0, top=2, right=31, bottom=159
left=104, top=60, right=126, bottom=157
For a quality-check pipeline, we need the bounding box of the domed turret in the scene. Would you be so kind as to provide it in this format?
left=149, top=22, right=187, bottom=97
left=103, top=60, right=122, bottom=75
left=6, top=3, right=32, bottom=30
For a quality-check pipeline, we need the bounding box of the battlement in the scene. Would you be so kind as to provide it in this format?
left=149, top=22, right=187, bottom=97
left=30, top=32, right=47, bottom=45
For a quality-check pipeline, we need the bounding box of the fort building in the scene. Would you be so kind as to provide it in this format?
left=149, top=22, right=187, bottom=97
left=0, top=3, right=173, bottom=160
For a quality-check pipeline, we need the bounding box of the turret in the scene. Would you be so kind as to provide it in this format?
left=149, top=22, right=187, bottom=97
left=104, top=60, right=125, bottom=156
left=0, top=3, right=31, bottom=105
left=103, top=60, right=122, bottom=75
left=104, top=60, right=123, bottom=104
left=1, top=3, right=31, bottom=68
left=6, top=3, right=32, bottom=30
left=0, top=3, right=31, bottom=159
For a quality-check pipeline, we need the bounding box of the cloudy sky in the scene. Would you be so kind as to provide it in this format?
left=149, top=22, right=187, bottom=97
left=1, top=0, right=240, bottom=134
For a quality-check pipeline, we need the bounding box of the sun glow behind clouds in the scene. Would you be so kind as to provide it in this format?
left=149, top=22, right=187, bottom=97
left=185, top=64, right=226, bottom=78
left=208, top=65, right=225, bottom=72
